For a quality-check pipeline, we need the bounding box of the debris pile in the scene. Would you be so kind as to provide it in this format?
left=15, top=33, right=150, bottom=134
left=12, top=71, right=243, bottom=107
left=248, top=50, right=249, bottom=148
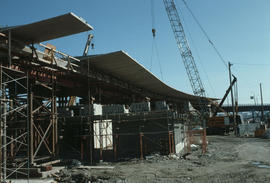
left=262, top=128, right=270, bottom=139
left=238, top=123, right=260, bottom=137
left=53, top=164, right=126, bottom=183
left=55, top=168, right=125, bottom=183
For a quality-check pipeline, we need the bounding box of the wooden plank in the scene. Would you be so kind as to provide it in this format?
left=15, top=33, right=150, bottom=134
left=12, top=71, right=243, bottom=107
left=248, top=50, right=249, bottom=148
left=77, top=165, right=114, bottom=169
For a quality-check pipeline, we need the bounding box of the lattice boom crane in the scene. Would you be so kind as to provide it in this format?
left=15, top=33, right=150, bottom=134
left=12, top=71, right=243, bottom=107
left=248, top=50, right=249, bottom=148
left=163, top=0, right=206, bottom=98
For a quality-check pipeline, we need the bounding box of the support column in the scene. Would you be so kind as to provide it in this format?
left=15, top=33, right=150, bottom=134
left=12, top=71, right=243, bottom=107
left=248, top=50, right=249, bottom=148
left=168, top=131, right=171, bottom=154
left=28, top=78, right=34, bottom=165
left=187, top=131, right=191, bottom=153
left=87, top=58, right=94, bottom=164
left=99, top=120, right=103, bottom=162
left=139, top=133, right=144, bottom=160
left=88, top=89, right=94, bottom=164
left=260, top=83, right=264, bottom=122
left=0, top=65, right=2, bottom=181
left=202, top=129, right=207, bottom=154
left=2, top=85, right=7, bottom=182
left=52, top=76, right=58, bottom=157
left=171, top=132, right=175, bottom=154
left=8, top=30, right=12, bottom=67
left=81, top=137, right=85, bottom=161
left=114, top=134, right=118, bottom=161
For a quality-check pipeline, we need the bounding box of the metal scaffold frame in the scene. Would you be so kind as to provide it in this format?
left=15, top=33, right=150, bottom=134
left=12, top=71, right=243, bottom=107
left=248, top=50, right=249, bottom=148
left=26, top=44, right=59, bottom=165
left=0, top=41, right=60, bottom=182
left=27, top=74, right=58, bottom=165
left=0, top=65, right=29, bottom=182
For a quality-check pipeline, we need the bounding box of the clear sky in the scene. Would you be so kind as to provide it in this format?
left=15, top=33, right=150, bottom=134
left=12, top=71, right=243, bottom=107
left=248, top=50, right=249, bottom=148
left=1, top=0, right=270, bottom=105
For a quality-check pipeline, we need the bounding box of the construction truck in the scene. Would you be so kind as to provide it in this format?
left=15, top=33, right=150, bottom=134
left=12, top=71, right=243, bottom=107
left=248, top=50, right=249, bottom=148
left=207, top=115, right=243, bottom=135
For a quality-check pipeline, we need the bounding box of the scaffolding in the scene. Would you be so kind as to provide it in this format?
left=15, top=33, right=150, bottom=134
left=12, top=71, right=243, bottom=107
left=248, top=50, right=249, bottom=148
left=0, top=65, right=29, bottom=181
left=0, top=13, right=208, bottom=181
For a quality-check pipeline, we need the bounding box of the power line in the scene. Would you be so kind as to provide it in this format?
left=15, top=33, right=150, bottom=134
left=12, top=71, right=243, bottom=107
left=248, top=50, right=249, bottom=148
left=182, top=0, right=228, bottom=69
left=150, top=38, right=164, bottom=81
left=176, top=2, right=217, bottom=97
left=231, top=62, right=270, bottom=66
left=153, top=39, right=164, bottom=81
left=150, top=0, right=155, bottom=29
left=150, top=39, right=154, bottom=71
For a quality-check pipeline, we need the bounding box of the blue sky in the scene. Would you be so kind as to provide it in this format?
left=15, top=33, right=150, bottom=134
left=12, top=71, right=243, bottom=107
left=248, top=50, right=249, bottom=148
left=1, top=0, right=270, bottom=104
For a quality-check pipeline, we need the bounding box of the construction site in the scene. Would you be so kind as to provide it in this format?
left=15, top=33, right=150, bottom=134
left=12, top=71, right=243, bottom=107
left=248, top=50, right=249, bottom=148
left=1, top=1, right=270, bottom=183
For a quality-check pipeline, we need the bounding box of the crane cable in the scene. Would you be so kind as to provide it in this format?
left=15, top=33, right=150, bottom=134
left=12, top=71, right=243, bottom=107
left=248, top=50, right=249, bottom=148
left=150, top=0, right=164, bottom=80
left=149, top=0, right=155, bottom=71
left=182, top=0, right=228, bottom=69
left=176, top=2, right=217, bottom=97
left=154, top=39, right=164, bottom=81
left=151, top=0, right=155, bottom=33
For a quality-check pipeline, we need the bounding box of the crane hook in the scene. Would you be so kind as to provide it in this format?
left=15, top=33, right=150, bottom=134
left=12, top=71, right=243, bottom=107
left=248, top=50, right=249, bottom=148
left=152, top=28, right=156, bottom=38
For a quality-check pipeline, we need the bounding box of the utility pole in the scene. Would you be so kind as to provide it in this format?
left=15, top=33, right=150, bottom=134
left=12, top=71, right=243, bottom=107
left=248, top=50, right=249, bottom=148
left=260, top=83, right=264, bottom=122
left=0, top=65, right=2, bottom=182
left=228, top=62, right=236, bottom=133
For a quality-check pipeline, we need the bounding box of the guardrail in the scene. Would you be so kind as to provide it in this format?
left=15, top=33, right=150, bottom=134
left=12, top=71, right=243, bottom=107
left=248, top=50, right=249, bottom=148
left=36, top=43, right=80, bottom=71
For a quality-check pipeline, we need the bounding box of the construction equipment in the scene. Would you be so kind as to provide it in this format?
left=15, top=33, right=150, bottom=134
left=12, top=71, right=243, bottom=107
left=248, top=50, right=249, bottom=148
left=212, top=75, right=237, bottom=116
left=162, top=1, right=241, bottom=135
left=83, top=34, right=94, bottom=56
left=207, top=115, right=242, bottom=135
left=162, top=0, right=208, bottom=126
left=163, top=0, right=205, bottom=98
left=68, top=34, right=94, bottom=106
left=207, top=75, right=238, bottom=135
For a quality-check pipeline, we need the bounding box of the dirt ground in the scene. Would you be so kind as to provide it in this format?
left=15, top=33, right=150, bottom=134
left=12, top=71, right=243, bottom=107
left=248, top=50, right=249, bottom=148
left=56, top=135, right=270, bottom=183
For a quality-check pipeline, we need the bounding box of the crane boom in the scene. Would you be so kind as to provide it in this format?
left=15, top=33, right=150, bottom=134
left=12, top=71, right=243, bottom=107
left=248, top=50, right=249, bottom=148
left=163, top=0, right=206, bottom=98
left=83, top=34, right=94, bottom=56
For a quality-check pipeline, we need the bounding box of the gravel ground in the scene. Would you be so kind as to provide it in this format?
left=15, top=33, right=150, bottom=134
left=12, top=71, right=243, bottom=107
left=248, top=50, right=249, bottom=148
left=56, top=135, right=270, bottom=183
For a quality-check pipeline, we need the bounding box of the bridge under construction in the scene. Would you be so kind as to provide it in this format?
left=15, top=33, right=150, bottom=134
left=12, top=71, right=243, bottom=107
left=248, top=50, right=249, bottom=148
left=0, top=13, right=209, bottom=180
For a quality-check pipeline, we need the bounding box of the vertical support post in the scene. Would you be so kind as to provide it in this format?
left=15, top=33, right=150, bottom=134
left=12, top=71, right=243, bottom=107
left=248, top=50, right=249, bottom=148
left=202, top=128, right=207, bottom=154
left=99, top=119, right=103, bottom=162
left=171, top=132, right=175, bottom=154
left=2, top=85, right=7, bottom=182
left=52, top=96, right=55, bottom=156
left=139, top=133, right=144, bottom=160
left=168, top=131, right=171, bottom=154
left=98, top=87, right=102, bottom=104
left=228, top=62, right=236, bottom=133
left=186, top=131, right=189, bottom=153
left=260, top=83, right=264, bottom=122
left=187, top=131, right=191, bottom=153
left=87, top=60, right=94, bottom=164
left=51, top=75, right=57, bottom=157
left=88, top=115, right=93, bottom=164
left=0, top=65, right=2, bottom=181
left=10, top=135, right=14, bottom=158
left=28, top=77, right=34, bottom=165
left=8, top=30, right=12, bottom=67
left=114, top=134, right=118, bottom=161
left=26, top=71, right=30, bottom=181
left=105, top=121, right=108, bottom=150
left=55, top=94, right=58, bottom=156
left=81, top=137, right=84, bottom=161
